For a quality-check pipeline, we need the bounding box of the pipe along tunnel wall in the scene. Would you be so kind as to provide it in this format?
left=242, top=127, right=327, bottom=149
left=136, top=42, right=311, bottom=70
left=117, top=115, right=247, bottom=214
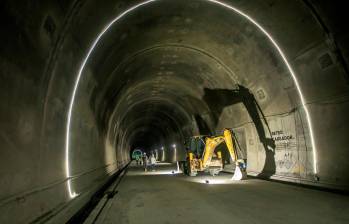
left=1, top=0, right=349, bottom=223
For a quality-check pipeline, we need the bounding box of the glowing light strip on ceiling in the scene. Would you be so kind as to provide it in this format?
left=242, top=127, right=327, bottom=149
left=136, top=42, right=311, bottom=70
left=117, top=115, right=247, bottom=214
left=65, top=0, right=317, bottom=198
left=207, top=0, right=317, bottom=175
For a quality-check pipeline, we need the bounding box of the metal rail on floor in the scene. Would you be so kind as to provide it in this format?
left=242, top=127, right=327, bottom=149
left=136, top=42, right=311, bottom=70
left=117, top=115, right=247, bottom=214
left=66, top=162, right=130, bottom=224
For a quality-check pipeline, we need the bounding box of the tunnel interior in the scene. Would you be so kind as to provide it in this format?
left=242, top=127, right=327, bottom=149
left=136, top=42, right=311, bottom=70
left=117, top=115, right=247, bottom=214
left=1, top=0, right=349, bottom=223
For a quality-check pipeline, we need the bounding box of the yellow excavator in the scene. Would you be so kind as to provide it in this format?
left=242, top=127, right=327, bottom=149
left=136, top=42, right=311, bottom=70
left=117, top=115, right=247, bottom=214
left=185, top=128, right=247, bottom=180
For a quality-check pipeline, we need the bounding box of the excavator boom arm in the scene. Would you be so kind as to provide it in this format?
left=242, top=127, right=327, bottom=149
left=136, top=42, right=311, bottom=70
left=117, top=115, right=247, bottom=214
left=201, top=129, right=240, bottom=168
left=223, top=129, right=238, bottom=162
left=201, top=137, right=224, bottom=168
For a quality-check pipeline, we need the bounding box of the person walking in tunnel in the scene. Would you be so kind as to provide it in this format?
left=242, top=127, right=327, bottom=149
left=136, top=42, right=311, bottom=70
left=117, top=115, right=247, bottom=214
left=142, top=152, right=148, bottom=172
left=135, top=154, right=140, bottom=165
left=150, top=154, right=156, bottom=171
left=138, top=156, right=141, bottom=166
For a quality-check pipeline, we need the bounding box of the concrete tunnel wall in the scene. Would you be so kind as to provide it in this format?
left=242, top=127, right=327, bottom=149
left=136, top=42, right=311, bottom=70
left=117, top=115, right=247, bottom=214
left=0, top=0, right=349, bottom=223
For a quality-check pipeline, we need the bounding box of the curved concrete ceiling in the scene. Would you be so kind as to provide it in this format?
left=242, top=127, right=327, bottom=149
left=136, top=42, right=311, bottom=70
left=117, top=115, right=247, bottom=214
left=1, top=0, right=348, bottom=223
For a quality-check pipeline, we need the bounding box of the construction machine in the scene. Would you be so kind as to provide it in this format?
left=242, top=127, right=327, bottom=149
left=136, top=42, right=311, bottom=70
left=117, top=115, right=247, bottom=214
left=185, top=128, right=247, bottom=180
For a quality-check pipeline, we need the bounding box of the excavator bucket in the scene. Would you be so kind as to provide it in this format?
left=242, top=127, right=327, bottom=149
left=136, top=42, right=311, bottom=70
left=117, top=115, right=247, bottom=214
left=232, top=165, right=247, bottom=180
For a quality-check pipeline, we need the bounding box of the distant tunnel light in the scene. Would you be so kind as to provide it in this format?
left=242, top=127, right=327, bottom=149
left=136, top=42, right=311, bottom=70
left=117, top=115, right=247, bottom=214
left=65, top=0, right=318, bottom=199
left=172, top=144, right=177, bottom=161
left=161, top=147, right=165, bottom=161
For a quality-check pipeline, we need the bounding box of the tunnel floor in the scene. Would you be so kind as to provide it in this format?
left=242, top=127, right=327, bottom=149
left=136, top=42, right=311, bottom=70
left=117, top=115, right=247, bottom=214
left=84, top=162, right=349, bottom=224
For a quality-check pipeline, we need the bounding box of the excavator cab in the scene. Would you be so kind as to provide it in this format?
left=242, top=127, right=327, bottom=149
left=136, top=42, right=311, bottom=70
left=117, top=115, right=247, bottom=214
left=188, top=136, right=206, bottom=158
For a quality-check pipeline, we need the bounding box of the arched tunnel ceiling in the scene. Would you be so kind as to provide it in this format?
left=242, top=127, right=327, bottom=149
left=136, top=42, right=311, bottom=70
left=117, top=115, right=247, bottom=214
left=1, top=0, right=349, bottom=222
left=59, top=0, right=349, bottom=200
left=83, top=0, right=299, bottom=151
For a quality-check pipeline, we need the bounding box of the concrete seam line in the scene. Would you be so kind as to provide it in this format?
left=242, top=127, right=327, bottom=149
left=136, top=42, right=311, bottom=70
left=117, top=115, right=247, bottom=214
left=66, top=0, right=318, bottom=198
left=0, top=163, right=118, bottom=208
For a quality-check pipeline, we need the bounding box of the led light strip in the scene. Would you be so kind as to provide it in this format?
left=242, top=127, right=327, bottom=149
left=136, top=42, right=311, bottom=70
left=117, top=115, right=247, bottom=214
left=206, top=0, right=317, bottom=175
left=65, top=0, right=317, bottom=198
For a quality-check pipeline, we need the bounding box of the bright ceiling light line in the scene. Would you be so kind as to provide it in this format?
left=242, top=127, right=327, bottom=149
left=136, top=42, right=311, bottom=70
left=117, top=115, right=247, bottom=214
left=65, top=0, right=317, bottom=198
left=206, top=0, right=317, bottom=174
left=65, top=0, right=157, bottom=199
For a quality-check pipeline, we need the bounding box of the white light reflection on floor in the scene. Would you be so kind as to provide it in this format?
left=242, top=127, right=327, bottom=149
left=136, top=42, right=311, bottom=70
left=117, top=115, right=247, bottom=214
left=127, top=170, right=182, bottom=176
left=127, top=162, right=182, bottom=176
left=185, top=174, right=249, bottom=185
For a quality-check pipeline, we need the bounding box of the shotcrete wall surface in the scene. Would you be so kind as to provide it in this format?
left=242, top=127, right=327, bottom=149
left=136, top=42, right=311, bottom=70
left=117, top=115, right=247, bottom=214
left=0, top=0, right=348, bottom=223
